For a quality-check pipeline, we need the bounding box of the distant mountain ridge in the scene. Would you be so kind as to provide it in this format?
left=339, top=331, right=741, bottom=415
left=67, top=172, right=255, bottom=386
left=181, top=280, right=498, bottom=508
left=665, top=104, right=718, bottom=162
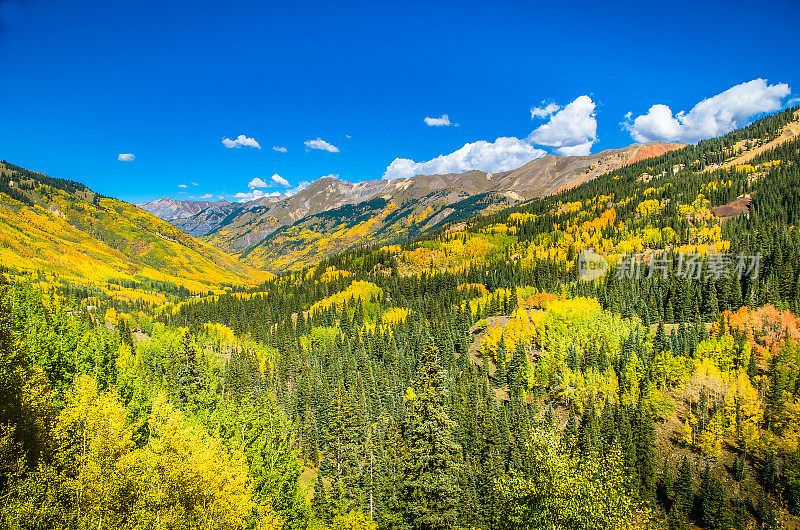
left=162, top=141, right=685, bottom=272
left=137, top=197, right=230, bottom=221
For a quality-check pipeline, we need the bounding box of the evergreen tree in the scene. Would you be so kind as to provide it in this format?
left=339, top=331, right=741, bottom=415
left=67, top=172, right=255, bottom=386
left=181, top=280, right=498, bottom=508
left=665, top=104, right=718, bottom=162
left=700, top=467, right=732, bottom=530
left=673, top=456, right=694, bottom=517
left=632, top=400, right=657, bottom=501
left=176, top=330, right=202, bottom=409
left=401, top=339, right=462, bottom=529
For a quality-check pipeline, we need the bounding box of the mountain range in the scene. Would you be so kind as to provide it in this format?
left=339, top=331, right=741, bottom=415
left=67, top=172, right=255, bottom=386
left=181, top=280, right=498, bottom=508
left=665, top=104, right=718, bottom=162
left=137, top=197, right=230, bottom=222
left=6, top=112, right=797, bottom=288
left=143, top=141, right=684, bottom=272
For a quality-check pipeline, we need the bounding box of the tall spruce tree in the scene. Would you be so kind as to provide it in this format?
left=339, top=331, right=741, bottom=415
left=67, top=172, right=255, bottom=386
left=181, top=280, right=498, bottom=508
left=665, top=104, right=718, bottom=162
left=401, top=338, right=462, bottom=529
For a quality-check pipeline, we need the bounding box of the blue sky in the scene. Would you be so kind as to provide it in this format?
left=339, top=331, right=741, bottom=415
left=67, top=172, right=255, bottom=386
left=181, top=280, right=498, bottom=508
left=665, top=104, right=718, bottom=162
left=1, top=0, right=798, bottom=203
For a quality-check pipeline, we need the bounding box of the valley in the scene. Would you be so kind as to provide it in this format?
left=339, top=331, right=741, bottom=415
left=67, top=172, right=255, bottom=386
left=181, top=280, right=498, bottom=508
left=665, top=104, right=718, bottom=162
left=3, top=108, right=800, bottom=528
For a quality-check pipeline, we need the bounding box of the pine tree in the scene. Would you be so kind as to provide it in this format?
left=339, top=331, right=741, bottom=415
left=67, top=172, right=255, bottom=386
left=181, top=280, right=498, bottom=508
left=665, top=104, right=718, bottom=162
left=658, top=456, right=674, bottom=505
left=728, top=275, right=743, bottom=309
left=747, top=347, right=758, bottom=380
left=579, top=397, right=599, bottom=454
left=584, top=339, right=597, bottom=371
left=734, top=453, right=747, bottom=482
left=562, top=413, right=578, bottom=451
left=786, top=443, right=800, bottom=514
left=567, top=342, right=579, bottom=372
left=665, top=299, right=675, bottom=323
left=598, top=338, right=610, bottom=373
left=654, top=322, right=667, bottom=355
left=118, top=318, right=134, bottom=349
left=632, top=400, right=657, bottom=501
left=673, top=456, right=694, bottom=517
left=326, top=382, right=362, bottom=501
left=176, top=330, right=202, bottom=409
left=401, top=338, right=462, bottom=529
left=765, top=353, right=786, bottom=430
left=700, top=467, right=731, bottom=530
left=701, top=281, right=719, bottom=321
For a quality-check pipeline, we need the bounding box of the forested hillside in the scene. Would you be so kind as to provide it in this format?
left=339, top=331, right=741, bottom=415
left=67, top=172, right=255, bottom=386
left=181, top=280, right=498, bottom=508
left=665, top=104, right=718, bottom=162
left=2, top=107, right=800, bottom=529
left=0, top=161, right=271, bottom=294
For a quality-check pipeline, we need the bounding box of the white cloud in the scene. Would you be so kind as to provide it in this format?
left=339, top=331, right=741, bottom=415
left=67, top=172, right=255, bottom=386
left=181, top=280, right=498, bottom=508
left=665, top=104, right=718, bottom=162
left=286, top=180, right=310, bottom=196
left=382, top=95, right=603, bottom=179
left=383, top=137, right=546, bottom=180
left=624, top=78, right=791, bottom=144
left=222, top=134, right=261, bottom=149
left=271, top=174, right=291, bottom=187
left=248, top=177, right=269, bottom=188
left=530, top=102, right=560, bottom=119
left=424, top=114, right=453, bottom=127
left=117, top=153, right=135, bottom=162
left=191, top=182, right=199, bottom=186
left=248, top=175, right=291, bottom=188
left=234, top=189, right=283, bottom=202
left=527, top=95, right=597, bottom=155
left=304, top=138, right=340, bottom=152
left=272, top=146, right=288, bottom=152
left=198, top=193, right=213, bottom=199
left=233, top=178, right=311, bottom=203
left=178, top=184, right=188, bottom=188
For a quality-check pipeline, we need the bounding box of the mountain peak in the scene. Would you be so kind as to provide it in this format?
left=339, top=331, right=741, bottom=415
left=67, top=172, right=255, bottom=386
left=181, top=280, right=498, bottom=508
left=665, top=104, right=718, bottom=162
left=137, top=197, right=230, bottom=220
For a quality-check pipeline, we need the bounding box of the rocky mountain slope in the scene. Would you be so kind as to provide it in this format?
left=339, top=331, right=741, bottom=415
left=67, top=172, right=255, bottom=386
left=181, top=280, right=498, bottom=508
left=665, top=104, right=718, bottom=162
left=137, top=197, right=230, bottom=221
left=189, top=142, right=684, bottom=272
left=182, top=177, right=389, bottom=250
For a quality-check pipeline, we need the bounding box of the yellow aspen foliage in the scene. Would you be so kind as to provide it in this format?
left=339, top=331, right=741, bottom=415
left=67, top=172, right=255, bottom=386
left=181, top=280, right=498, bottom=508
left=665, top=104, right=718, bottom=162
left=310, top=281, right=382, bottom=312
left=138, top=393, right=255, bottom=529
left=203, top=322, right=237, bottom=351
left=680, top=414, right=696, bottom=446
left=304, top=266, right=318, bottom=280
left=689, top=357, right=726, bottom=407
left=508, top=212, right=535, bottom=224
left=51, top=376, right=135, bottom=529
left=330, top=510, right=378, bottom=529
left=723, top=370, right=763, bottom=451
left=695, top=335, right=736, bottom=371
left=779, top=398, right=800, bottom=452
left=559, top=368, right=619, bottom=412
left=652, top=350, right=689, bottom=388
left=636, top=199, right=662, bottom=217
left=104, top=307, right=118, bottom=326
left=319, top=266, right=352, bottom=282
left=697, top=413, right=725, bottom=459
left=381, top=307, right=410, bottom=326
left=642, top=380, right=674, bottom=419
left=493, top=431, right=641, bottom=528
left=49, top=377, right=263, bottom=530
left=621, top=353, right=646, bottom=406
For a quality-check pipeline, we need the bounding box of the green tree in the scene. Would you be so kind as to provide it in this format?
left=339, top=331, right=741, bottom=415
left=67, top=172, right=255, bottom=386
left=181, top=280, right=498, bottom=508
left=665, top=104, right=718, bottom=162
left=401, top=339, right=462, bottom=529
